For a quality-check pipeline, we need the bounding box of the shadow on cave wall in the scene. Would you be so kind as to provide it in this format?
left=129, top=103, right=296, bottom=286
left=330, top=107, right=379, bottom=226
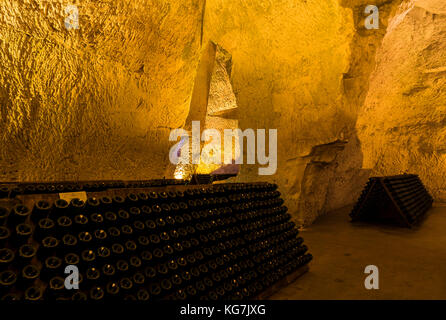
left=296, top=0, right=403, bottom=226
left=297, top=131, right=371, bottom=226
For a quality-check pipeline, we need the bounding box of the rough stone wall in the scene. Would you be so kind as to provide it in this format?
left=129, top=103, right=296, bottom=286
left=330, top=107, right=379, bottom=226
left=324, top=0, right=402, bottom=214
left=203, top=0, right=356, bottom=225
left=1, top=0, right=444, bottom=226
left=202, top=0, right=412, bottom=225
left=357, top=0, right=446, bottom=201
left=0, top=0, right=204, bottom=182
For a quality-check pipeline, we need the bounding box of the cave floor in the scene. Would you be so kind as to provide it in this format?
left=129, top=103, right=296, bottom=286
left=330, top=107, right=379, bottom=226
left=270, top=204, right=446, bottom=300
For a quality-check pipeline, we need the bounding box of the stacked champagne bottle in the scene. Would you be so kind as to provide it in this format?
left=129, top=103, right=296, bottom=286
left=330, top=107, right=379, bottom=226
left=0, top=183, right=312, bottom=300
left=383, top=175, right=433, bottom=224
left=350, top=174, right=433, bottom=226
left=0, top=179, right=186, bottom=198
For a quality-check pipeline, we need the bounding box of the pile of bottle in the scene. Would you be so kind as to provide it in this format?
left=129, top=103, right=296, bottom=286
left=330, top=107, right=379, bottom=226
left=383, top=175, right=433, bottom=224
left=0, top=182, right=312, bottom=300
left=350, top=174, right=433, bottom=226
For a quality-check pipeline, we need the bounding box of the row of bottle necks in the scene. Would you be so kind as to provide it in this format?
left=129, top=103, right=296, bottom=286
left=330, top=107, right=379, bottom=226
left=0, top=179, right=186, bottom=197
left=0, top=189, right=287, bottom=253
left=2, top=255, right=313, bottom=301
left=0, top=183, right=313, bottom=300
left=1, top=199, right=290, bottom=252
left=1, top=212, right=297, bottom=270
left=1, top=231, right=312, bottom=300
left=0, top=187, right=283, bottom=225
left=1, top=228, right=310, bottom=300
left=0, top=213, right=306, bottom=299
left=0, top=182, right=278, bottom=198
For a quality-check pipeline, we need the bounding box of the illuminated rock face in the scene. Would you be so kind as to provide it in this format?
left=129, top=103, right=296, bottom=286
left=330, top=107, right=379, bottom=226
left=357, top=0, right=446, bottom=201
left=1, top=0, right=444, bottom=225
left=0, top=0, right=204, bottom=181
left=203, top=0, right=384, bottom=224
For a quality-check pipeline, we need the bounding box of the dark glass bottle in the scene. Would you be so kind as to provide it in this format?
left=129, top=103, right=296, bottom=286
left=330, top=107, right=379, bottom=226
left=102, top=264, right=116, bottom=279
left=62, top=234, right=78, bottom=251
left=0, top=270, right=17, bottom=294
left=85, top=267, right=101, bottom=287
left=0, top=226, right=10, bottom=247
left=56, top=216, right=72, bottom=238
left=0, top=187, right=9, bottom=199
left=41, top=256, right=62, bottom=281
left=46, top=276, right=66, bottom=300
left=0, top=248, right=14, bottom=271
left=1, top=293, right=20, bottom=301
left=136, top=288, right=150, bottom=301
left=70, top=198, right=86, bottom=216
left=132, top=272, right=145, bottom=288
left=0, top=207, right=9, bottom=226
left=93, top=229, right=108, bottom=244
left=112, top=195, right=125, bottom=207
left=116, top=260, right=129, bottom=274
left=20, top=264, right=40, bottom=288
left=148, top=282, right=162, bottom=298
left=24, top=286, right=43, bottom=301
left=140, top=250, right=153, bottom=264
left=121, top=225, right=134, bottom=239
left=64, top=252, right=80, bottom=266
left=71, top=291, right=88, bottom=301
left=129, top=207, right=141, bottom=221
left=86, top=197, right=101, bottom=213
left=89, top=286, right=105, bottom=301
left=126, top=193, right=139, bottom=207
left=54, top=199, right=69, bottom=216
left=73, top=214, right=89, bottom=232
left=17, top=244, right=37, bottom=265
left=100, top=196, right=113, bottom=208
left=31, top=200, right=51, bottom=223
left=117, top=210, right=130, bottom=222
left=106, top=281, right=120, bottom=299
left=81, top=249, right=96, bottom=268
left=104, top=212, right=118, bottom=227
left=119, top=277, right=133, bottom=294
left=97, top=246, right=111, bottom=262
left=77, top=231, right=93, bottom=249
left=89, top=213, right=105, bottom=230
left=10, top=204, right=31, bottom=226
left=111, top=243, right=125, bottom=262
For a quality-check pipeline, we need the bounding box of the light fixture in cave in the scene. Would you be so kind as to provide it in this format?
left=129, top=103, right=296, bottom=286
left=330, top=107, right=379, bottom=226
left=174, top=166, right=185, bottom=180
left=173, top=163, right=195, bottom=181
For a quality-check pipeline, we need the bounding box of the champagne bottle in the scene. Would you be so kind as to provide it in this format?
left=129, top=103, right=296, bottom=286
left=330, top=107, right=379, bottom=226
left=0, top=248, right=14, bottom=271
left=24, top=286, right=43, bottom=301
left=17, top=244, right=37, bottom=265
left=14, top=223, right=32, bottom=246
left=89, top=286, right=105, bottom=301
left=31, top=200, right=52, bottom=223
left=10, top=205, right=31, bottom=226
left=41, top=256, right=62, bottom=281
left=20, top=264, right=40, bottom=288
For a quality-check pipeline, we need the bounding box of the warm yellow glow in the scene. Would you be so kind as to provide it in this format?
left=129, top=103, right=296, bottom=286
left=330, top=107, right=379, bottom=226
left=174, top=167, right=185, bottom=180
left=174, top=169, right=184, bottom=180
left=174, top=163, right=195, bottom=180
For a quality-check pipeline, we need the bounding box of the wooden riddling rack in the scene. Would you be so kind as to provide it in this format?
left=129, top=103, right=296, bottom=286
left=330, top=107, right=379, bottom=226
left=350, top=174, right=433, bottom=228
left=0, top=180, right=311, bottom=301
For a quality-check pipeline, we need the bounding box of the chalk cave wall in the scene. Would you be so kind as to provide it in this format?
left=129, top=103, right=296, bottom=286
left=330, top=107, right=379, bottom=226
left=357, top=0, right=446, bottom=202
left=0, top=0, right=445, bottom=225
left=0, top=0, right=205, bottom=181
left=203, top=0, right=404, bottom=225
